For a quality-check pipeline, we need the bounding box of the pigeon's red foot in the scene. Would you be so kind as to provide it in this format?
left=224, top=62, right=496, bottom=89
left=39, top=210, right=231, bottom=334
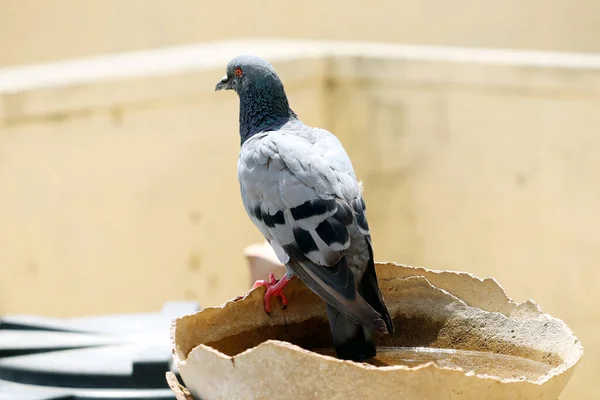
left=252, top=273, right=292, bottom=314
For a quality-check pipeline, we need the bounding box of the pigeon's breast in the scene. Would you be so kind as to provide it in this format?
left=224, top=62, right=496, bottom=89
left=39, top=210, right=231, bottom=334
left=238, top=137, right=286, bottom=211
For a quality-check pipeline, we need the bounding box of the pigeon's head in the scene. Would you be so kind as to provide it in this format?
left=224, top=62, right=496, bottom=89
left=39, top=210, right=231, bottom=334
left=215, top=55, right=296, bottom=142
left=214, top=55, right=283, bottom=96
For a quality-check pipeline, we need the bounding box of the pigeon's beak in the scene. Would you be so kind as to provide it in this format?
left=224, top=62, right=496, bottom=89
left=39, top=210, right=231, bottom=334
left=215, top=75, right=231, bottom=91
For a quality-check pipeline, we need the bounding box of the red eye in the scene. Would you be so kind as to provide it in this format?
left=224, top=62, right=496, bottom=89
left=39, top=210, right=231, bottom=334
left=235, top=67, right=243, bottom=77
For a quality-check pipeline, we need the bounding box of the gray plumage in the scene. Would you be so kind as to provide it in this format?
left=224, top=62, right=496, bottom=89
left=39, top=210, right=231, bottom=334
left=216, top=55, right=394, bottom=360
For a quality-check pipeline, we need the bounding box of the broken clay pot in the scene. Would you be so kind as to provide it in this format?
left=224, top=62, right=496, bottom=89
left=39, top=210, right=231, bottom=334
left=169, top=262, right=582, bottom=400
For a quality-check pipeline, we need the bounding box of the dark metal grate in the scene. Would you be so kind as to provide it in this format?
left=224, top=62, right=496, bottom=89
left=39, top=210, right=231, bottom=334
left=0, top=302, right=199, bottom=400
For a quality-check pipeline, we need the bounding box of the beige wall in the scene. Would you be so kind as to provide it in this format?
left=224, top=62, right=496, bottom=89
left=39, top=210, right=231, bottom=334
left=1, top=41, right=599, bottom=398
left=0, top=52, right=329, bottom=316
left=328, top=57, right=600, bottom=400
left=2, top=0, right=600, bottom=66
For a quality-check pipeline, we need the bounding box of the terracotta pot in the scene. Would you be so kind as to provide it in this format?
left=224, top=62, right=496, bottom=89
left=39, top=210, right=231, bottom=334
left=169, top=259, right=582, bottom=400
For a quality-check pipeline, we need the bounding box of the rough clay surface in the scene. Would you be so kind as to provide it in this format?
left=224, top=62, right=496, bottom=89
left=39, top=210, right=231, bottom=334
left=170, top=262, right=583, bottom=400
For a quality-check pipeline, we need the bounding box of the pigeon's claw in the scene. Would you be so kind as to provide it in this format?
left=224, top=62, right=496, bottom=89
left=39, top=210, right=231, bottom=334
left=252, top=273, right=291, bottom=314
left=252, top=272, right=278, bottom=289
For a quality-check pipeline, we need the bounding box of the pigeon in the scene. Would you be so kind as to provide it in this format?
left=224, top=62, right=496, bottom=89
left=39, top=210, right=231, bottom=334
left=215, top=55, right=394, bottom=361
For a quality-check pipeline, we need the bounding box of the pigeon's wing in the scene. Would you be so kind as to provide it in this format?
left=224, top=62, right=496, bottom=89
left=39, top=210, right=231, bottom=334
left=239, top=130, right=387, bottom=333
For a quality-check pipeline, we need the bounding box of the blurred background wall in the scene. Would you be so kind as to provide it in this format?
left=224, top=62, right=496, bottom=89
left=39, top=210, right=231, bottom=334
left=2, top=0, right=600, bottom=66
left=1, top=2, right=599, bottom=398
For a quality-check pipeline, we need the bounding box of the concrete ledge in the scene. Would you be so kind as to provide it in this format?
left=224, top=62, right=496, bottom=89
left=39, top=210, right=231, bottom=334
left=3, top=39, right=600, bottom=123
left=4, top=39, right=600, bottom=95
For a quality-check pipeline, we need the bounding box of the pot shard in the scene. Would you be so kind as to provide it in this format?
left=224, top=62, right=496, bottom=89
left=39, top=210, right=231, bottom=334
left=170, top=262, right=583, bottom=400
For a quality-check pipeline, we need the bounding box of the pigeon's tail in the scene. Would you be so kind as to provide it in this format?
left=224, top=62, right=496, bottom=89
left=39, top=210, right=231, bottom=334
left=328, top=238, right=394, bottom=361
left=359, top=237, right=394, bottom=335
left=327, top=304, right=376, bottom=361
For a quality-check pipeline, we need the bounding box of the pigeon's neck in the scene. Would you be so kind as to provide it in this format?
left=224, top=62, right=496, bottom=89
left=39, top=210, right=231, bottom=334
left=238, top=84, right=297, bottom=145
